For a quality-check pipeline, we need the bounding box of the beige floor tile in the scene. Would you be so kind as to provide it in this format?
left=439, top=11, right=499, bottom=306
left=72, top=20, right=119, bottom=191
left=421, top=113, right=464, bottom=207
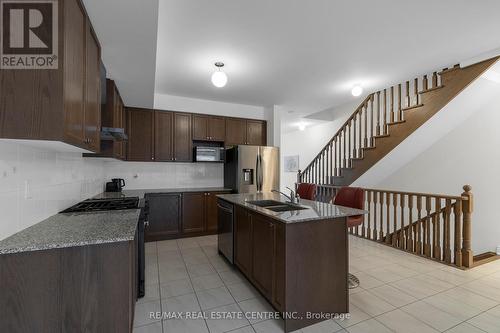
left=219, top=269, right=246, bottom=285
left=157, top=239, right=178, bottom=252
left=350, top=290, right=395, bottom=317
left=163, top=318, right=209, bottom=333
left=196, top=286, right=235, bottom=310
left=391, top=275, right=453, bottom=299
left=160, top=278, right=194, bottom=298
left=364, top=264, right=419, bottom=283
left=209, top=256, right=233, bottom=272
left=191, top=273, right=225, bottom=291
left=238, top=297, right=275, bottom=324
left=377, top=309, right=439, bottom=333
left=133, top=321, right=163, bottom=333
left=252, top=318, right=285, bottom=333
left=346, top=318, right=393, bottom=333
left=351, top=271, right=385, bottom=290
left=462, top=279, right=500, bottom=302
left=159, top=265, right=189, bottom=283
left=137, top=284, right=161, bottom=304
left=334, top=304, right=372, bottom=328
left=425, top=292, right=487, bottom=320
left=161, top=292, right=201, bottom=313
left=145, top=242, right=157, bottom=255
left=205, top=303, right=250, bottom=333
left=134, top=300, right=161, bottom=327
left=187, top=263, right=217, bottom=278
left=228, top=326, right=256, bottom=333
left=300, top=319, right=343, bottom=333
left=401, top=300, right=462, bottom=331
left=439, top=286, right=498, bottom=311
left=445, top=322, right=487, bottom=333
left=424, top=268, right=479, bottom=286
left=227, top=281, right=260, bottom=302
left=467, top=311, right=500, bottom=333
left=368, top=284, right=417, bottom=307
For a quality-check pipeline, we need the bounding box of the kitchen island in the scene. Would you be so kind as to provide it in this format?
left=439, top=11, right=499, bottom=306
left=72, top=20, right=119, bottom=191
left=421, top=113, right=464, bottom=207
left=217, top=192, right=367, bottom=333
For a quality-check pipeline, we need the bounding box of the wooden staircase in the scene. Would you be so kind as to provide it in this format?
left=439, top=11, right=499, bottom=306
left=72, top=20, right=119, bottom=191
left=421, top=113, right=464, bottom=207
left=298, top=57, right=499, bottom=186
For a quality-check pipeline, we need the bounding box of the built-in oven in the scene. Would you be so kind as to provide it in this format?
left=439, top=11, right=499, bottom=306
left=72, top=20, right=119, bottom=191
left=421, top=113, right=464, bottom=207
left=194, top=146, right=225, bottom=162
left=217, top=198, right=234, bottom=264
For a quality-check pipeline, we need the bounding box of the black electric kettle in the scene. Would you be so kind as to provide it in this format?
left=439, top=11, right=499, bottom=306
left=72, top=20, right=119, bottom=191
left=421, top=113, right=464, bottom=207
left=106, top=178, right=125, bottom=192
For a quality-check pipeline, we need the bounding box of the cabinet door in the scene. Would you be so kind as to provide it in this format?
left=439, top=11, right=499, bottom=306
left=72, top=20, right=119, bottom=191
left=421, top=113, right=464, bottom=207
left=173, top=113, right=192, bottom=161
left=126, top=108, right=153, bottom=161
left=192, top=115, right=209, bottom=140
left=182, top=193, right=206, bottom=234
left=247, top=120, right=266, bottom=146
left=251, top=214, right=275, bottom=298
left=209, top=117, right=226, bottom=141
left=84, top=21, right=101, bottom=152
left=145, top=194, right=181, bottom=241
left=63, top=0, right=86, bottom=147
left=234, top=206, right=252, bottom=276
left=154, top=111, right=173, bottom=161
left=206, top=191, right=229, bottom=232
left=225, top=118, right=247, bottom=145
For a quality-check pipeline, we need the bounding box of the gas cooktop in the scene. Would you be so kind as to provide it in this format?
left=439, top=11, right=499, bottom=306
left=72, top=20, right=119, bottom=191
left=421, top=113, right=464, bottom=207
left=61, top=197, right=140, bottom=213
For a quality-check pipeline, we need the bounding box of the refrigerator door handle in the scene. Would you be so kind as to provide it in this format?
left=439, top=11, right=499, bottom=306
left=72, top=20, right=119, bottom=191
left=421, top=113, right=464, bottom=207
left=258, top=154, right=264, bottom=192
left=256, top=152, right=263, bottom=192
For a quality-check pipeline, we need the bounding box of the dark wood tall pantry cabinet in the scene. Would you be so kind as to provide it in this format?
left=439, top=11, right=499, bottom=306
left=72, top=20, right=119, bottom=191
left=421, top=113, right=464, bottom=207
left=0, top=0, right=102, bottom=152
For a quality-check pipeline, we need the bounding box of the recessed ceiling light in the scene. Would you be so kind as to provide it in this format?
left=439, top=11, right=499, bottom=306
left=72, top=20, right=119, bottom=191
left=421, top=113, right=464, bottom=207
left=351, top=84, right=363, bottom=97
left=211, top=62, right=228, bottom=88
left=298, top=122, right=306, bottom=131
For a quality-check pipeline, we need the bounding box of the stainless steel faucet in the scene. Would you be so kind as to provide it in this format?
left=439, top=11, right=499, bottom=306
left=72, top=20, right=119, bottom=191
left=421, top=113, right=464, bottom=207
left=272, top=187, right=300, bottom=204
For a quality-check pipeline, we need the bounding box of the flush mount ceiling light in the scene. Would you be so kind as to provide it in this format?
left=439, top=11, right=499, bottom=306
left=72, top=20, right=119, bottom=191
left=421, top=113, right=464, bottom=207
left=211, top=62, right=228, bottom=88
left=351, top=84, right=363, bottom=97
left=298, top=122, right=306, bottom=131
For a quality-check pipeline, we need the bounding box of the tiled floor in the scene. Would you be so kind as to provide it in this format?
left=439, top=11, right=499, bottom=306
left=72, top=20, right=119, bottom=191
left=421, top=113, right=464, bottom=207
left=134, top=235, right=500, bottom=333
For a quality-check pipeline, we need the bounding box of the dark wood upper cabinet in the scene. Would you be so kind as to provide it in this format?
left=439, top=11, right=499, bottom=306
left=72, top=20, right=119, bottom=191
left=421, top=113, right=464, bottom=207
left=247, top=120, right=267, bottom=146
left=209, top=117, right=226, bottom=141
left=251, top=213, right=275, bottom=299
left=182, top=193, right=206, bottom=234
left=225, top=118, right=248, bottom=145
left=84, top=20, right=101, bottom=152
left=126, top=108, right=153, bottom=161
left=0, top=0, right=101, bottom=152
left=192, top=115, right=209, bottom=140
left=145, top=193, right=181, bottom=241
left=154, top=111, right=173, bottom=161
left=173, top=113, right=192, bottom=162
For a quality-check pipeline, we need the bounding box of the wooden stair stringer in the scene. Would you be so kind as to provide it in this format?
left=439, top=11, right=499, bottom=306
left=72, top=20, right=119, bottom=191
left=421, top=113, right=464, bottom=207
left=335, top=56, right=499, bottom=186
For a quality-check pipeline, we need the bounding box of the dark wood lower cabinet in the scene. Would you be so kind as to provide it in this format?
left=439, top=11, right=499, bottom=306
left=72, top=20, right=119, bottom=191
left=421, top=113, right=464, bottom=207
left=145, top=190, right=230, bottom=241
left=227, top=200, right=349, bottom=333
left=0, top=240, right=136, bottom=332
left=182, top=193, right=206, bottom=234
left=145, top=193, right=181, bottom=241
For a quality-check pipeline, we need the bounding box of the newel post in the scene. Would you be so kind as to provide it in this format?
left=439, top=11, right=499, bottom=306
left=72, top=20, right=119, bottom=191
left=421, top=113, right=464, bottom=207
left=461, top=185, right=474, bottom=268
left=296, top=170, right=302, bottom=191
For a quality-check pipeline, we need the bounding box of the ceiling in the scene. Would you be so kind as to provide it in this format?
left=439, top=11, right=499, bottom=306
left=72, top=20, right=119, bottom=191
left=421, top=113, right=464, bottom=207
left=85, top=0, right=500, bottom=121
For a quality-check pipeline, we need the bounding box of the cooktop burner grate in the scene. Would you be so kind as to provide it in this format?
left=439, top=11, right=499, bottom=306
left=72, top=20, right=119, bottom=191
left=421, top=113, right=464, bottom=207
left=61, top=197, right=139, bottom=213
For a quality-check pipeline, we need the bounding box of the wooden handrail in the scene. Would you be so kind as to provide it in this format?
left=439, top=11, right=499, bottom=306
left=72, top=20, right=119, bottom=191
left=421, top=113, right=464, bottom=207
left=297, top=183, right=473, bottom=268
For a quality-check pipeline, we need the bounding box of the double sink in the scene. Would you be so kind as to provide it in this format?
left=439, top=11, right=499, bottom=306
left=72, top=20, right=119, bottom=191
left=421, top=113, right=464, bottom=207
left=246, top=200, right=309, bottom=212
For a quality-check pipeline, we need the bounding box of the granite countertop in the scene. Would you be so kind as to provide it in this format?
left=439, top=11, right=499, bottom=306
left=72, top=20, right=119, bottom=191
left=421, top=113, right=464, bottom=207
left=0, top=209, right=141, bottom=255
left=94, top=187, right=232, bottom=199
left=217, top=192, right=367, bottom=224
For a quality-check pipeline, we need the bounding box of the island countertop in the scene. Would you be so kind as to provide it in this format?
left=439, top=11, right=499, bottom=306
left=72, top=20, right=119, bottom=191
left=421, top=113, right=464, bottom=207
left=216, top=192, right=367, bottom=223
left=0, top=209, right=141, bottom=255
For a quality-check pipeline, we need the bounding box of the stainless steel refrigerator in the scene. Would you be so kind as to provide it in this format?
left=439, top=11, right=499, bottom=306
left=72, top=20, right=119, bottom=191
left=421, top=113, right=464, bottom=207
left=223, top=145, right=279, bottom=193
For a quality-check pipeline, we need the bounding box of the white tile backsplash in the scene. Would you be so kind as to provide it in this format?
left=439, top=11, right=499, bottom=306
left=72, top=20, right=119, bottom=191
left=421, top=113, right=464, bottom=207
left=0, top=140, right=224, bottom=241
left=103, top=161, right=223, bottom=189
left=0, top=141, right=106, bottom=240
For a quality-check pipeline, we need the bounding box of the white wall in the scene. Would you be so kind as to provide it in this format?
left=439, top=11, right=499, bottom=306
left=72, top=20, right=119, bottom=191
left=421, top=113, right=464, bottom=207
left=154, top=93, right=267, bottom=119
left=280, top=100, right=359, bottom=191
left=0, top=141, right=105, bottom=241
left=103, top=161, right=223, bottom=189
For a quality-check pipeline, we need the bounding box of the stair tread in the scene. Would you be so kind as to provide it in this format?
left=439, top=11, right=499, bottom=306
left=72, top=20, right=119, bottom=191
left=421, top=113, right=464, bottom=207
left=419, top=85, right=444, bottom=94
left=387, top=120, right=406, bottom=125
left=374, top=133, right=390, bottom=138
left=401, top=103, right=424, bottom=112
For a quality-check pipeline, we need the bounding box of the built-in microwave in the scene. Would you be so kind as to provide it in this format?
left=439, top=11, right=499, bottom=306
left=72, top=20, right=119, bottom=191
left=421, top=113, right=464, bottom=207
left=194, top=146, right=225, bottom=162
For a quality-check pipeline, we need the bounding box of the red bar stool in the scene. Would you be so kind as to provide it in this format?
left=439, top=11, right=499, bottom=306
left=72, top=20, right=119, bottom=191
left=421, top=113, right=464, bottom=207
left=333, top=186, right=365, bottom=289
left=296, top=183, right=317, bottom=201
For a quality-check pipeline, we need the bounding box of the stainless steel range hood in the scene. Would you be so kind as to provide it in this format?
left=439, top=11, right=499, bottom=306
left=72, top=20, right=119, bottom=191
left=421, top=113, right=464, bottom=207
left=100, top=127, right=128, bottom=141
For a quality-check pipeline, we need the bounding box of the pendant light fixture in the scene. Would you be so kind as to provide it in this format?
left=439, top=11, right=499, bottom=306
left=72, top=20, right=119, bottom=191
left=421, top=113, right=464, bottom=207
left=211, top=62, right=228, bottom=88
